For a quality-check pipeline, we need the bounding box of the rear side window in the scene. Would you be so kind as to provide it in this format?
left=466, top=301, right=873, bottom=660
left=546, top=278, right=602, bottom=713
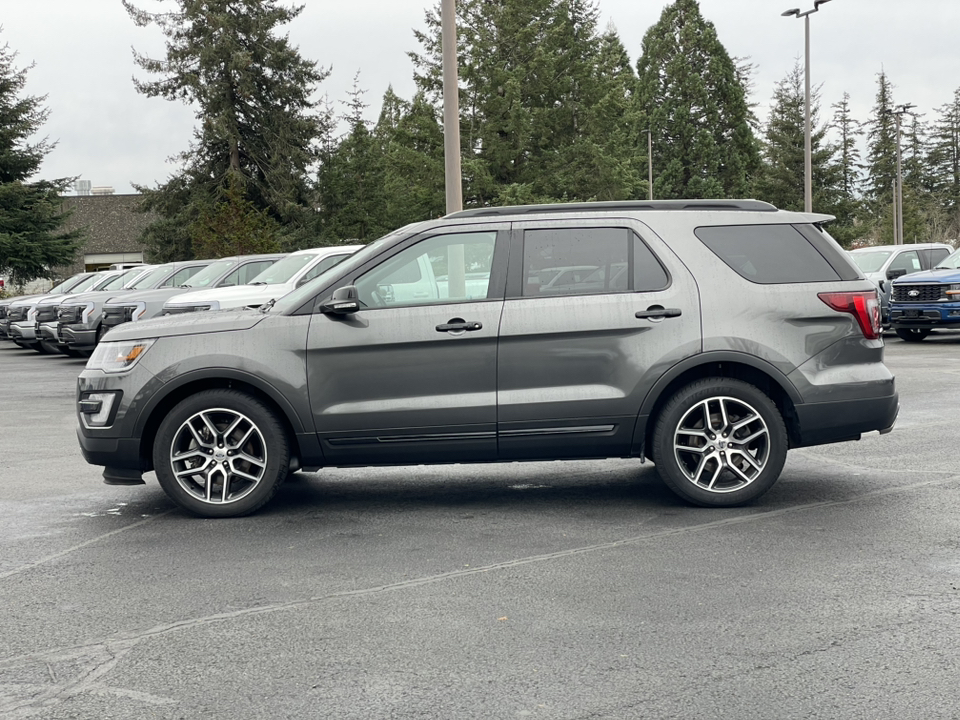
left=696, top=225, right=841, bottom=284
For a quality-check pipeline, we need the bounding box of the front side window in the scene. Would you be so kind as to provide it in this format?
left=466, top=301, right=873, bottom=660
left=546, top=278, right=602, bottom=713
left=522, top=228, right=633, bottom=297
left=355, top=232, right=496, bottom=308
left=889, top=250, right=921, bottom=274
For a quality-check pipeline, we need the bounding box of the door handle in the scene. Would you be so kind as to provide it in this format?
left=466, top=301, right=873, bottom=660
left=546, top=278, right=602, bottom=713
left=436, top=319, right=483, bottom=332
left=635, top=307, right=682, bottom=319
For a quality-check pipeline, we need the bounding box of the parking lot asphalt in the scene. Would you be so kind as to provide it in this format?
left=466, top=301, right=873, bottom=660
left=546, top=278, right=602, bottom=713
left=1, top=334, right=959, bottom=719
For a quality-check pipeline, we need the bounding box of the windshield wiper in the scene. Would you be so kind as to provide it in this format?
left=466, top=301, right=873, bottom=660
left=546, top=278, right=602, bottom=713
left=249, top=281, right=268, bottom=286
left=259, top=298, right=277, bottom=314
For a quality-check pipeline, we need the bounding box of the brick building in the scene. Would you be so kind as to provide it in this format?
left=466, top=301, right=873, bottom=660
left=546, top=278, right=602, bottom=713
left=57, top=193, right=156, bottom=274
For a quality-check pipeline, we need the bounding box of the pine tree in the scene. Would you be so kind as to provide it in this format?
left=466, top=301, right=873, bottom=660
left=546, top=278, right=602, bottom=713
left=929, top=88, right=960, bottom=216
left=635, top=0, right=760, bottom=200
left=0, top=36, right=81, bottom=289
left=865, top=70, right=898, bottom=212
left=410, top=0, right=642, bottom=206
left=831, top=92, right=863, bottom=199
left=123, top=0, right=329, bottom=258
left=315, top=76, right=389, bottom=242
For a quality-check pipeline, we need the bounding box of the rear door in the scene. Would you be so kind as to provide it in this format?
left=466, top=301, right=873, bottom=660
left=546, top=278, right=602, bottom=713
left=307, top=225, right=509, bottom=465
left=497, top=219, right=702, bottom=460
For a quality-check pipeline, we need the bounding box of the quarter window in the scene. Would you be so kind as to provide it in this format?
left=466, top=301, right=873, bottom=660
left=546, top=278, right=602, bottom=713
left=696, top=225, right=841, bottom=284
left=355, top=232, right=496, bottom=308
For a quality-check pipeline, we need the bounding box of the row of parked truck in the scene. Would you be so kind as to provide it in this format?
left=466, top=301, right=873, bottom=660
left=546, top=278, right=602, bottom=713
left=0, top=246, right=359, bottom=355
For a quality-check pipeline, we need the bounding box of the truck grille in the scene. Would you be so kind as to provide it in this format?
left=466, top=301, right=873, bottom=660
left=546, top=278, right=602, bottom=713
left=103, top=306, right=134, bottom=325
left=58, top=306, right=81, bottom=323
left=0, top=306, right=6, bottom=320
left=7, top=307, right=27, bottom=322
left=35, top=306, right=58, bottom=323
left=892, top=284, right=946, bottom=303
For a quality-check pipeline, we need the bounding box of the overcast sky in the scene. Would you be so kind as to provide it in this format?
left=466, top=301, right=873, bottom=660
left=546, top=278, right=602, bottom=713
left=4, top=0, right=959, bottom=195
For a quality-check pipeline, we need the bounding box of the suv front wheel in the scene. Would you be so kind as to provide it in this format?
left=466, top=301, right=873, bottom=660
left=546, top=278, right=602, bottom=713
left=153, top=389, right=289, bottom=518
left=652, top=378, right=788, bottom=507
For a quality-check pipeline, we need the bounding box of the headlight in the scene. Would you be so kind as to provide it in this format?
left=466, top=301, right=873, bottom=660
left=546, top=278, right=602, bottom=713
left=131, top=302, right=148, bottom=321
left=86, top=339, right=156, bottom=373
left=82, top=302, right=96, bottom=324
left=947, top=284, right=960, bottom=298
left=26, top=306, right=37, bottom=322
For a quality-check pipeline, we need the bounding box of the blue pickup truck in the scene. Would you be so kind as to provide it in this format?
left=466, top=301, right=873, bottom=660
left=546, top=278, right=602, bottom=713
left=889, top=246, right=960, bottom=341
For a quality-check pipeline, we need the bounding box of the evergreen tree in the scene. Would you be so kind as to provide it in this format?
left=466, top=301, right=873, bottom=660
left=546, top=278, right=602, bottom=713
left=411, top=0, right=642, bottom=206
left=831, top=92, right=863, bottom=199
left=0, top=37, right=81, bottom=288
left=928, top=88, right=960, bottom=216
left=864, top=70, right=898, bottom=212
left=379, top=92, right=446, bottom=228
left=315, top=77, right=388, bottom=242
left=123, top=0, right=329, bottom=258
left=755, top=61, right=836, bottom=213
left=828, top=92, right=866, bottom=245
left=635, top=0, right=760, bottom=199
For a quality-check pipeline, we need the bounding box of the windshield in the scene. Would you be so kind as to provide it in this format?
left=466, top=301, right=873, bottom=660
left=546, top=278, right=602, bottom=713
left=935, top=248, right=960, bottom=270
left=64, top=274, right=103, bottom=293
left=50, top=274, right=89, bottom=294
left=273, top=229, right=416, bottom=314
left=182, top=259, right=236, bottom=288
left=249, top=254, right=316, bottom=285
left=99, top=267, right=149, bottom=291
left=850, top=250, right=893, bottom=274
left=128, top=264, right=175, bottom=290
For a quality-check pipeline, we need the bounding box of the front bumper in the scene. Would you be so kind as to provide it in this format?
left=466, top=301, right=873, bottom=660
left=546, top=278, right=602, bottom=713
left=76, top=426, right=146, bottom=471
left=10, top=321, right=36, bottom=342
left=60, top=324, right=98, bottom=347
left=890, top=303, right=960, bottom=328
left=38, top=321, right=60, bottom=343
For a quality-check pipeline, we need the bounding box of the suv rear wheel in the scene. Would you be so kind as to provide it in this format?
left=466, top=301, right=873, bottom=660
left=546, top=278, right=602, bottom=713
left=652, top=378, right=788, bottom=507
left=153, top=389, right=289, bottom=518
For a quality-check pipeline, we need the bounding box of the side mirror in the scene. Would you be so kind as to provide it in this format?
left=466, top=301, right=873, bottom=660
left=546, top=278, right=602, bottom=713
left=887, top=267, right=907, bottom=280
left=319, top=285, right=360, bottom=315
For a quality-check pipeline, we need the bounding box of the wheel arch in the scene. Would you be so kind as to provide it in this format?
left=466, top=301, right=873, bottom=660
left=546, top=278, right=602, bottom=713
left=635, top=352, right=803, bottom=460
left=135, top=370, right=308, bottom=473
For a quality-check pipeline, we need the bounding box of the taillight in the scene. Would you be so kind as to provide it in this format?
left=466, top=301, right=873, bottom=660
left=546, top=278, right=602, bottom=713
left=818, top=290, right=881, bottom=340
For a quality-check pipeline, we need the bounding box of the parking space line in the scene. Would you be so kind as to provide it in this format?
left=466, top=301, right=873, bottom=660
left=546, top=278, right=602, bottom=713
left=0, top=510, right=174, bottom=582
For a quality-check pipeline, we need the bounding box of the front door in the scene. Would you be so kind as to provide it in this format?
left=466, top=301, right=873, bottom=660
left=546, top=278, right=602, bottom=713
left=497, top=220, right=702, bottom=460
left=306, top=227, right=509, bottom=466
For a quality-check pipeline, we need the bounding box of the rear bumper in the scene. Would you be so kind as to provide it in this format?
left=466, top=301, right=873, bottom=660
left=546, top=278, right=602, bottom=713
left=794, top=392, right=899, bottom=447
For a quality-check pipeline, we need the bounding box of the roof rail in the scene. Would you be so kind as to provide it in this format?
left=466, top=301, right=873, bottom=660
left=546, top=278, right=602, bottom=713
left=446, top=199, right=778, bottom=219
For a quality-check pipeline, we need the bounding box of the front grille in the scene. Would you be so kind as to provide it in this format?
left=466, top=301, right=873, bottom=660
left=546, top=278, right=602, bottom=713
left=8, top=307, right=26, bottom=322
left=893, top=284, right=946, bottom=302
left=103, top=306, right=133, bottom=325
left=58, top=306, right=81, bottom=323
left=35, top=306, right=58, bottom=323
left=0, top=306, right=7, bottom=320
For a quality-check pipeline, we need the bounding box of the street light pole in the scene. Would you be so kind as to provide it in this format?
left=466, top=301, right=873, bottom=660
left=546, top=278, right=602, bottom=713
left=782, top=0, right=832, bottom=213
left=892, top=103, right=916, bottom=245
left=441, top=0, right=463, bottom=214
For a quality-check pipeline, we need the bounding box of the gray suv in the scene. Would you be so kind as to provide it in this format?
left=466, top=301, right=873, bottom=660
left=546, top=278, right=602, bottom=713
left=76, top=201, right=898, bottom=517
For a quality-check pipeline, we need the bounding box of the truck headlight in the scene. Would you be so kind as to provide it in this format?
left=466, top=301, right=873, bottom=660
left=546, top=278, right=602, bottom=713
left=86, top=339, right=156, bottom=373
left=947, top=284, right=960, bottom=298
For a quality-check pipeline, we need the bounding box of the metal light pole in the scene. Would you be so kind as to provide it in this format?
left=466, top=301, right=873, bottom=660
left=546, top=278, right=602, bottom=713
left=782, top=0, right=832, bottom=213
left=441, top=0, right=463, bottom=215
left=646, top=130, right=653, bottom=201
left=892, top=103, right=916, bottom=245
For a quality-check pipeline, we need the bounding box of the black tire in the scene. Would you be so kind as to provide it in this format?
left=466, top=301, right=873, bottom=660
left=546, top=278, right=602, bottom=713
left=895, top=327, right=930, bottom=342
left=652, top=378, right=788, bottom=507
left=153, top=389, right=289, bottom=518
